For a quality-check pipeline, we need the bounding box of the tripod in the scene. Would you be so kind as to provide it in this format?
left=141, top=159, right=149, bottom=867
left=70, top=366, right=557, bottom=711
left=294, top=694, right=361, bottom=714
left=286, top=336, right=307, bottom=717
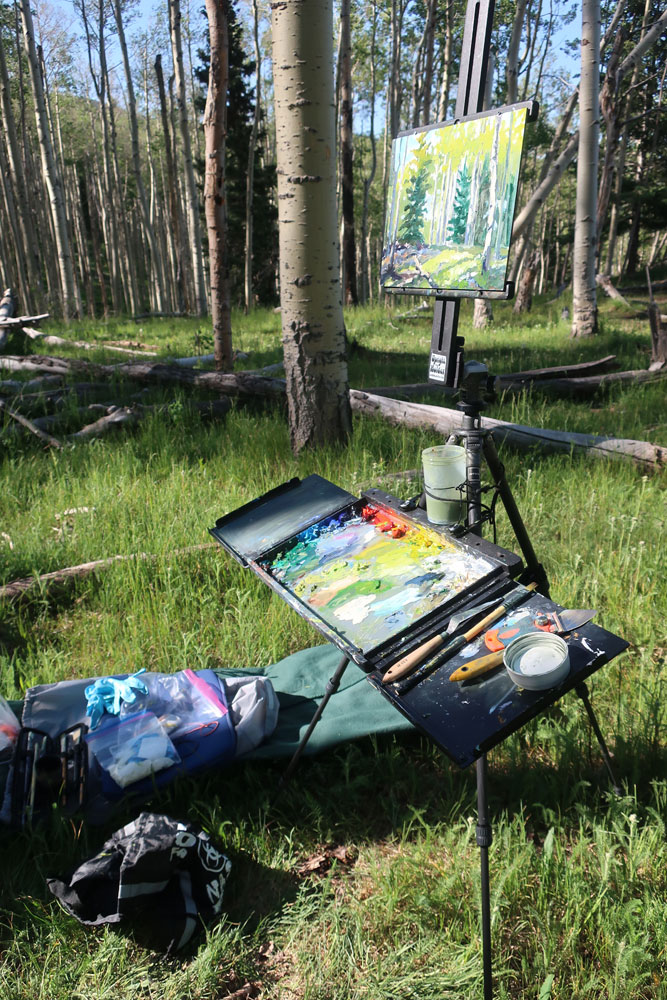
left=440, top=358, right=622, bottom=1000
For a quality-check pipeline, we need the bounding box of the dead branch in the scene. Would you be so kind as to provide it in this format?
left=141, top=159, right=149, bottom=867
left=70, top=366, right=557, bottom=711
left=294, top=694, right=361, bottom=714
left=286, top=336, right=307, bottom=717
left=67, top=398, right=231, bottom=441
left=0, top=543, right=217, bottom=604
left=496, top=368, right=666, bottom=399
left=0, top=398, right=62, bottom=448
left=21, top=326, right=158, bottom=356
left=596, top=273, right=634, bottom=308
left=0, top=355, right=287, bottom=397
left=68, top=406, right=142, bottom=440
left=2, top=383, right=114, bottom=415
left=0, top=374, right=65, bottom=395
left=1, top=354, right=662, bottom=468
left=3, top=398, right=231, bottom=442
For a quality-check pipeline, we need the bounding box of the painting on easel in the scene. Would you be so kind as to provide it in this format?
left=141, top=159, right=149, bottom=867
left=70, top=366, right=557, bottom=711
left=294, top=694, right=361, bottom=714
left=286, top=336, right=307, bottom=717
left=381, top=104, right=530, bottom=295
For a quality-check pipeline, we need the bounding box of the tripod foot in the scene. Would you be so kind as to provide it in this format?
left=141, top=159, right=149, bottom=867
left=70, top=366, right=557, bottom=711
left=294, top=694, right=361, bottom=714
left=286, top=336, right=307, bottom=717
left=575, top=683, right=622, bottom=796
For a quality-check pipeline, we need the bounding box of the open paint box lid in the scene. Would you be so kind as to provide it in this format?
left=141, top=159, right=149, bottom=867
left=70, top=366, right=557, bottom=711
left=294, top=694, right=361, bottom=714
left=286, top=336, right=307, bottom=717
left=503, top=632, right=570, bottom=690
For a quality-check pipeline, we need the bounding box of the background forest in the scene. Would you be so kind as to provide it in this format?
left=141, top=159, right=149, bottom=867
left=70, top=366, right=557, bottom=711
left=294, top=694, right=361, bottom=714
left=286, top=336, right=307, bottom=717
left=0, top=0, right=666, bottom=322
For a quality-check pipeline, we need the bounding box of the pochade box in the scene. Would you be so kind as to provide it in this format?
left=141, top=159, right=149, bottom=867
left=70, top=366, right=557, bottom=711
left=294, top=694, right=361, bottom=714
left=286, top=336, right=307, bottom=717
left=209, top=474, right=523, bottom=674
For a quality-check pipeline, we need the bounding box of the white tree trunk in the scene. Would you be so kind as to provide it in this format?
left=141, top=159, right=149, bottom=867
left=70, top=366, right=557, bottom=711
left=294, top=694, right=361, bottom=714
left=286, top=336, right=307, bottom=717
left=113, top=0, right=167, bottom=314
left=244, top=0, right=261, bottom=312
left=19, top=0, right=76, bottom=319
left=271, top=0, right=351, bottom=452
left=203, top=0, right=232, bottom=371
left=169, top=0, right=207, bottom=316
left=571, top=0, right=601, bottom=338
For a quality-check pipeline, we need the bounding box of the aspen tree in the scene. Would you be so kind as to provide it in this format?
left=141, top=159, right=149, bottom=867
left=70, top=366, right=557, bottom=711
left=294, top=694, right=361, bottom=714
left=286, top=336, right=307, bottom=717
left=571, top=0, right=600, bottom=338
left=169, top=0, right=207, bottom=316
left=271, top=0, right=351, bottom=452
left=19, top=0, right=76, bottom=318
left=203, top=0, right=232, bottom=370
left=340, top=0, right=357, bottom=305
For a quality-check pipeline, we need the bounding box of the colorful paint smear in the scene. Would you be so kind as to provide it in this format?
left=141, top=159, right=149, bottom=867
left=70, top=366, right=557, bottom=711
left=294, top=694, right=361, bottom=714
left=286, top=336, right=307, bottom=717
left=261, top=504, right=497, bottom=652
left=381, top=105, right=529, bottom=294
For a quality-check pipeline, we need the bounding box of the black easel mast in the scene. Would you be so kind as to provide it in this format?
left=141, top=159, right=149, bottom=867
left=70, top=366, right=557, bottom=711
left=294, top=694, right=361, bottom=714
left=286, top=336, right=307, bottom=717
left=429, top=0, right=495, bottom=388
left=447, top=5, right=497, bottom=999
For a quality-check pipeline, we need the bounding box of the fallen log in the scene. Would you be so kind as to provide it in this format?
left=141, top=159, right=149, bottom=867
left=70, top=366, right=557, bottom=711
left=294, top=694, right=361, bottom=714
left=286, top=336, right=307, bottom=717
left=170, top=349, right=249, bottom=367
left=2, top=382, right=114, bottom=416
left=21, top=326, right=158, bottom=357
left=0, top=355, right=75, bottom=375
left=1, top=354, right=663, bottom=468
left=0, top=543, right=217, bottom=604
left=349, top=389, right=666, bottom=470
left=0, top=355, right=287, bottom=397
left=618, top=278, right=667, bottom=294
left=0, top=374, right=65, bottom=394
left=68, top=398, right=231, bottom=441
left=369, top=355, right=620, bottom=398
left=596, top=273, right=634, bottom=308
left=498, top=355, right=618, bottom=380
left=496, top=368, right=666, bottom=399
left=4, top=398, right=231, bottom=440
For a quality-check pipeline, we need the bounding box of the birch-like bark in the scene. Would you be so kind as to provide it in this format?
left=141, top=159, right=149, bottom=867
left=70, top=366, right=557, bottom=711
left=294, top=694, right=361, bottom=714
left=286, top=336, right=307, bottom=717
left=112, top=0, right=167, bottom=313
left=360, top=0, right=378, bottom=304
left=155, top=54, right=188, bottom=312
left=511, top=2, right=662, bottom=252
left=436, top=0, right=454, bottom=121
left=271, top=0, right=351, bottom=452
left=244, top=0, right=261, bottom=312
left=169, top=0, right=207, bottom=316
left=19, top=0, right=76, bottom=318
left=203, top=0, right=232, bottom=371
left=606, top=0, right=652, bottom=275
left=596, top=26, right=624, bottom=267
left=506, top=0, right=529, bottom=104
left=0, top=31, right=42, bottom=306
left=0, top=131, right=30, bottom=299
left=103, top=53, right=139, bottom=314
left=340, top=0, right=357, bottom=305
left=571, top=0, right=600, bottom=338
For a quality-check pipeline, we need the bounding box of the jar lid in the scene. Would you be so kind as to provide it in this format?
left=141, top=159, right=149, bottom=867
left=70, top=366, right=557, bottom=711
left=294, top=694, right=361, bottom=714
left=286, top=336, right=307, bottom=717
left=503, top=632, right=570, bottom=690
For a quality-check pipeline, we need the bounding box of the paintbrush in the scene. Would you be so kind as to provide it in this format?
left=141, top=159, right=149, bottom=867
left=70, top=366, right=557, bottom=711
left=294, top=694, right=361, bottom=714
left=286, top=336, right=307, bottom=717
left=382, top=581, right=538, bottom=686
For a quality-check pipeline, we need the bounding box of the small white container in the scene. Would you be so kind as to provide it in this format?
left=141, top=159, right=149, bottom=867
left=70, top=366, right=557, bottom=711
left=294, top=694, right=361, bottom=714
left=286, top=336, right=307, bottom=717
left=503, top=632, right=570, bottom=690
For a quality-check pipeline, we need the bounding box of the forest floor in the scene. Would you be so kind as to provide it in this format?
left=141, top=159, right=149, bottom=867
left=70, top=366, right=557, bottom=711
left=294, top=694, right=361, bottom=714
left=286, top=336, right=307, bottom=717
left=0, top=289, right=666, bottom=999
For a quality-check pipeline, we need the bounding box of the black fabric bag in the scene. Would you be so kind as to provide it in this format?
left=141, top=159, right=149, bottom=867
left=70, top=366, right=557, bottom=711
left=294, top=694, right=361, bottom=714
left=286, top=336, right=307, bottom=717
left=47, top=812, right=231, bottom=952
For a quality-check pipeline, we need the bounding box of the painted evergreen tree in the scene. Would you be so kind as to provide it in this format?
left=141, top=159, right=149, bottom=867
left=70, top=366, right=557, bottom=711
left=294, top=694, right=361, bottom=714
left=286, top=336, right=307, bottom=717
left=399, top=169, right=429, bottom=246
left=447, top=160, right=471, bottom=243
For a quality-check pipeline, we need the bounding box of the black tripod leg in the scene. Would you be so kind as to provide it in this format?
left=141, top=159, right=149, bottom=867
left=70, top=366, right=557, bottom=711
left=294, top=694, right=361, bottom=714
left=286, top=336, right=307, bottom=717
left=476, top=754, right=494, bottom=1000
left=575, top=682, right=622, bottom=795
left=278, top=654, right=351, bottom=791
left=482, top=434, right=549, bottom=595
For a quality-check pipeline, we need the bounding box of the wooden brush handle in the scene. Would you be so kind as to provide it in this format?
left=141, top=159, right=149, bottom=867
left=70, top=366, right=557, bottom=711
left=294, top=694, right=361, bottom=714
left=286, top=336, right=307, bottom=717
left=382, top=582, right=537, bottom=686
left=460, top=580, right=538, bottom=642
left=449, top=650, right=504, bottom=682
left=382, top=635, right=444, bottom=683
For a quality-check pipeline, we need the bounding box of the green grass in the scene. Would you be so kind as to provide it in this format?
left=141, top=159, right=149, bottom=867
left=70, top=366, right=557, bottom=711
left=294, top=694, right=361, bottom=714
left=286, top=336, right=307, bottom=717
left=0, top=297, right=666, bottom=998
